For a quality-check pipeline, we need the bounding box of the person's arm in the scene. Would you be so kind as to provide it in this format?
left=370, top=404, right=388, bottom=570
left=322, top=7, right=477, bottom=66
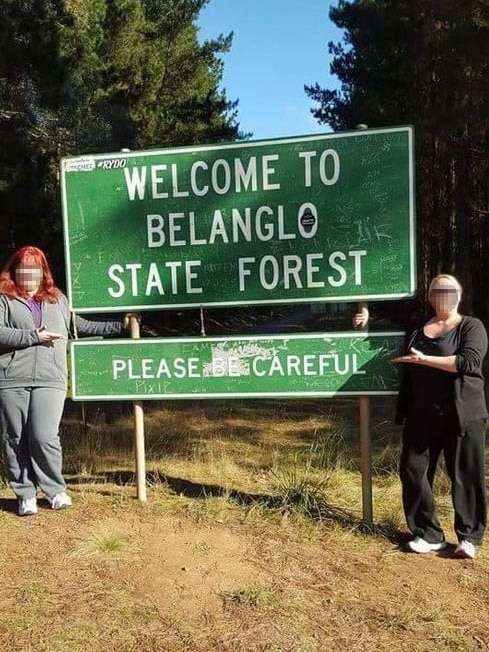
left=392, top=318, right=488, bottom=375
left=58, top=294, right=127, bottom=337
left=0, top=296, right=40, bottom=349
left=455, top=318, right=488, bottom=375
left=74, top=313, right=126, bottom=337
left=0, top=323, right=40, bottom=349
left=392, top=348, right=458, bottom=373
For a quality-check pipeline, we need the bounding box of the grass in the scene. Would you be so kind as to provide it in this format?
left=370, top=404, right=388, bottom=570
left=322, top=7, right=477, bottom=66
left=59, top=396, right=459, bottom=534
left=223, top=586, right=275, bottom=607
left=268, top=457, right=330, bottom=518
left=61, top=398, right=389, bottom=496
left=0, top=396, right=488, bottom=652
left=69, top=524, right=131, bottom=558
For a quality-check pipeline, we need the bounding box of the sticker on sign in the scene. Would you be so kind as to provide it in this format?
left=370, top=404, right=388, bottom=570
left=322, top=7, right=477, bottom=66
left=63, top=157, right=96, bottom=173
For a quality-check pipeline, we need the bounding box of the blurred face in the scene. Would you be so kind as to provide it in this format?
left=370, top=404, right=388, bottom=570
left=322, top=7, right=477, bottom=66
left=14, top=260, right=43, bottom=293
left=429, top=279, right=460, bottom=314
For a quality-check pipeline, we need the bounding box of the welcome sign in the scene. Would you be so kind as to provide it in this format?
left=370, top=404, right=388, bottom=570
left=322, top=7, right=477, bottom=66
left=61, top=127, right=415, bottom=312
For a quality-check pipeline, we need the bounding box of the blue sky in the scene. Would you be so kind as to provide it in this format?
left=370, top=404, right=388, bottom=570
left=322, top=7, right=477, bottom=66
left=198, top=1, right=345, bottom=140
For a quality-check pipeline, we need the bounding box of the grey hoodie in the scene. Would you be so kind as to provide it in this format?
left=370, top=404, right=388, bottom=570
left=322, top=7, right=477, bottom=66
left=0, top=294, right=123, bottom=390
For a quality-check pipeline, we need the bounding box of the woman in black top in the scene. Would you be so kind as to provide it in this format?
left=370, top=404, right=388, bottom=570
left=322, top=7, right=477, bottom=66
left=393, top=274, right=488, bottom=558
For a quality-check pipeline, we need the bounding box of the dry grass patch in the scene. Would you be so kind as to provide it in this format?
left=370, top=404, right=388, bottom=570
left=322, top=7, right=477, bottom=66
left=223, top=585, right=275, bottom=607
left=1, top=484, right=489, bottom=652
left=0, top=398, right=489, bottom=651
left=69, top=522, right=132, bottom=558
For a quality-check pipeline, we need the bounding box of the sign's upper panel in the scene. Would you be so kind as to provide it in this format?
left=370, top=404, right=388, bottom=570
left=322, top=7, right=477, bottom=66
left=61, top=127, right=416, bottom=312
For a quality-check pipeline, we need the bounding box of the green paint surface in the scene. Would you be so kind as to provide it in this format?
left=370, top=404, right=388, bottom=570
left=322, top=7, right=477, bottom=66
left=70, top=331, right=404, bottom=400
left=62, top=128, right=415, bottom=312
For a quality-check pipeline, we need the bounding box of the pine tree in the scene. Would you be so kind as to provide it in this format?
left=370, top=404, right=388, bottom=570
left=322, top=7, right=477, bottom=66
left=306, top=0, right=489, bottom=320
left=0, top=0, right=242, bottom=275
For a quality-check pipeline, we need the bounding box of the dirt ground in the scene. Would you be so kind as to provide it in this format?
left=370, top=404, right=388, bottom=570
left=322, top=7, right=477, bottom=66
left=1, top=486, right=489, bottom=652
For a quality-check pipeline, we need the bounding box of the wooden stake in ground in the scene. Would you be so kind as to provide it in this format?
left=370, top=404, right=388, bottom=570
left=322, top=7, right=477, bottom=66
left=130, top=315, right=147, bottom=503
left=356, top=302, right=372, bottom=526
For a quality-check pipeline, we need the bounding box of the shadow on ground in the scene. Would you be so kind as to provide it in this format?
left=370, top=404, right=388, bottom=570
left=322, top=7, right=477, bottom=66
left=66, top=468, right=407, bottom=545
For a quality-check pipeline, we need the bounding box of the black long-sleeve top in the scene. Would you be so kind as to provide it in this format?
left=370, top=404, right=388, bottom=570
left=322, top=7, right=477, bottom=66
left=395, top=315, right=488, bottom=432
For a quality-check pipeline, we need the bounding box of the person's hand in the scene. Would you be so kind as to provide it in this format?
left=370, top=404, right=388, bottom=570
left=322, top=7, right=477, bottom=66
left=392, top=347, right=427, bottom=364
left=352, top=307, right=369, bottom=329
left=37, top=326, right=62, bottom=343
left=123, top=313, right=141, bottom=330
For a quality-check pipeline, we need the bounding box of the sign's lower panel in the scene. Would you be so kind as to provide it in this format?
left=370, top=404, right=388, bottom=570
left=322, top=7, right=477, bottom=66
left=70, top=331, right=404, bottom=400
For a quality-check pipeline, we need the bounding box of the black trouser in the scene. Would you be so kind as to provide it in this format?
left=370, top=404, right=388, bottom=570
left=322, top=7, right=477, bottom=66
left=400, top=412, right=487, bottom=545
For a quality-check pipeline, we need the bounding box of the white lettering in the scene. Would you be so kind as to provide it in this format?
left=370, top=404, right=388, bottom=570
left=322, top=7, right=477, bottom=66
left=238, top=257, right=255, bottom=291
left=151, top=165, right=169, bottom=199
left=112, top=359, right=127, bottom=379
left=268, top=356, right=285, bottom=376
left=283, top=255, right=303, bottom=289
left=232, top=208, right=252, bottom=242
left=186, top=261, right=203, bottom=294
left=147, top=214, right=165, bottom=248
left=350, top=250, right=367, bottom=285
left=319, top=149, right=340, bottom=186
left=277, top=205, right=295, bottom=240
left=126, top=263, right=142, bottom=296
left=212, top=159, right=231, bottom=195
left=171, top=163, right=189, bottom=198
left=235, top=157, right=258, bottom=192
left=124, top=167, right=146, bottom=200
left=297, top=203, right=318, bottom=239
left=299, top=151, right=316, bottom=187
left=189, top=211, right=207, bottom=245
left=255, top=206, right=274, bottom=241
left=259, top=256, right=280, bottom=290
left=252, top=356, right=267, bottom=376
left=145, top=262, right=164, bottom=296
left=286, top=356, right=301, bottom=375
left=262, top=155, right=281, bottom=190
left=168, top=213, right=186, bottom=246
left=327, top=252, right=347, bottom=287
left=306, top=253, right=324, bottom=288
left=107, top=264, right=125, bottom=298
left=209, top=210, right=229, bottom=243
left=190, top=161, right=208, bottom=196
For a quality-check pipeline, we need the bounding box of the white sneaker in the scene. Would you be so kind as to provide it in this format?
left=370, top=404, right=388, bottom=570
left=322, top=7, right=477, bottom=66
left=48, top=492, right=73, bottom=510
left=454, top=540, right=476, bottom=559
left=18, top=497, right=38, bottom=516
left=407, top=536, right=447, bottom=554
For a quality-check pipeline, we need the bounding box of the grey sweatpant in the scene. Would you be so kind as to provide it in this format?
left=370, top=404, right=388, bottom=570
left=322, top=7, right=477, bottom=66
left=0, top=387, right=66, bottom=500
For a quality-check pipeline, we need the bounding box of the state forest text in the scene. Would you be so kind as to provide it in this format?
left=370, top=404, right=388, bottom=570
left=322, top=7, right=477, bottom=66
left=106, top=148, right=367, bottom=298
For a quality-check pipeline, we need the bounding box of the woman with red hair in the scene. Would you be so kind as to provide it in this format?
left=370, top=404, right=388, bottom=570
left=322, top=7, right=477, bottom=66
left=0, top=246, right=125, bottom=516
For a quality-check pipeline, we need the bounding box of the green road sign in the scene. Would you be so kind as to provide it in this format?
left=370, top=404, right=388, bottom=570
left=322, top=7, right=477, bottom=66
left=61, top=127, right=416, bottom=312
left=70, top=331, right=404, bottom=400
